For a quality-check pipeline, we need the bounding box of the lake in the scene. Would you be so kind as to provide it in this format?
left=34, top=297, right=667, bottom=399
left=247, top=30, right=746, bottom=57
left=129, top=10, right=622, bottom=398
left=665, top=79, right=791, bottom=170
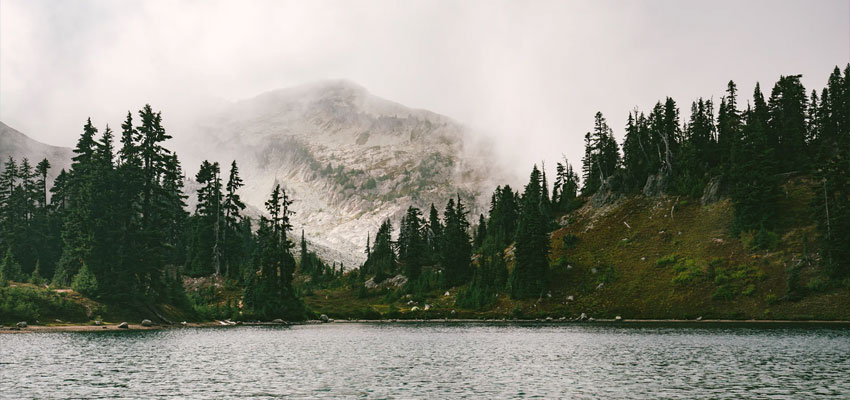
left=2, top=322, right=849, bottom=398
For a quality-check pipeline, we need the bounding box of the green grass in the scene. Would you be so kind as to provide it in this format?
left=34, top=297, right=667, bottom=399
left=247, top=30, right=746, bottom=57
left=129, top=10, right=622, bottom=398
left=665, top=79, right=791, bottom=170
left=307, top=175, right=850, bottom=321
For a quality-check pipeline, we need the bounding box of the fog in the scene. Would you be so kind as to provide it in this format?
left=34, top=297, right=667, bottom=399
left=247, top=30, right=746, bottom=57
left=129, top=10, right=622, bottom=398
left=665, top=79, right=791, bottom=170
left=1, top=0, right=848, bottom=183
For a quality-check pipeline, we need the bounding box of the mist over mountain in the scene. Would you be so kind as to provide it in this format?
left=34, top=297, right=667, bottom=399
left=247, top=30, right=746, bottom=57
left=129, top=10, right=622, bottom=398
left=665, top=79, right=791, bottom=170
left=0, top=80, right=506, bottom=267
left=184, top=79, right=503, bottom=266
left=0, top=122, right=72, bottom=182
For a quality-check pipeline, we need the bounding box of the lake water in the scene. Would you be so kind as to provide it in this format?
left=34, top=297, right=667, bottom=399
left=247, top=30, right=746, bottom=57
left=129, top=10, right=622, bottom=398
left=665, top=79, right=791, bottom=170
left=2, top=322, right=849, bottom=399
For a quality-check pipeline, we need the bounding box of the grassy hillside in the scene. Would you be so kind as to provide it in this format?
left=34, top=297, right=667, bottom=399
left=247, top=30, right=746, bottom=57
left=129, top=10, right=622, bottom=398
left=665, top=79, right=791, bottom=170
left=6, top=176, right=847, bottom=325
left=0, top=282, right=196, bottom=326
left=303, top=175, right=850, bottom=321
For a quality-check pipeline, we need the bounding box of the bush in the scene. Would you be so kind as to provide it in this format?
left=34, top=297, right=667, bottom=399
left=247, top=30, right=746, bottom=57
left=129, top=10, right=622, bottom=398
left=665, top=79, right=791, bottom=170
left=806, top=276, right=828, bottom=292
left=656, top=254, right=678, bottom=268
left=562, top=234, right=580, bottom=248
left=0, top=286, right=89, bottom=324
left=0, top=249, right=22, bottom=283
left=713, top=264, right=761, bottom=300
left=71, top=263, right=98, bottom=297
left=29, top=261, right=45, bottom=285
left=671, top=258, right=703, bottom=285
left=741, top=228, right=780, bottom=251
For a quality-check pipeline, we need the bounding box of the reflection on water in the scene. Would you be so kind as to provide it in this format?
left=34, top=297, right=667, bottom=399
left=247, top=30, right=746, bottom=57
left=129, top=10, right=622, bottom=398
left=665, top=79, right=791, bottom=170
left=2, top=323, right=849, bottom=398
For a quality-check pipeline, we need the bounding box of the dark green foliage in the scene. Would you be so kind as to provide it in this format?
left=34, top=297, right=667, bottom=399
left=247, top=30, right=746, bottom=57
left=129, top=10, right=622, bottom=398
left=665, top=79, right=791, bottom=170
left=473, top=214, right=487, bottom=249
left=581, top=112, right=621, bottom=195
left=363, top=219, right=396, bottom=281
left=486, top=185, right=519, bottom=250
left=440, top=196, right=472, bottom=287
left=767, top=75, right=809, bottom=172
left=811, top=66, right=850, bottom=279
left=29, top=261, right=45, bottom=285
left=456, top=238, right=508, bottom=309
left=0, top=286, right=89, bottom=324
left=186, top=160, right=222, bottom=276
left=0, top=248, right=22, bottom=283
left=509, top=165, right=550, bottom=299
left=71, top=262, right=98, bottom=298
left=398, top=207, right=427, bottom=281
left=242, top=184, right=307, bottom=320
left=730, top=84, right=781, bottom=234
left=671, top=98, right=716, bottom=197
left=552, top=159, right=582, bottom=212
left=426, top=203, right=443, bottom=265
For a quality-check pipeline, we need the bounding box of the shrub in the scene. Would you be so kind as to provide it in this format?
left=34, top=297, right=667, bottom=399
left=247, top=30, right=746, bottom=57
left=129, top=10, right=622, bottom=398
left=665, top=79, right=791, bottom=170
left=0, top=249, right=22, bottom=283
left=671, top=258, right=703, bottom=285
left=0, top=286, right=89, bottom=324
left=741, top=228, right=780, bottom=251
left=713, top=264, right=761, bottom=300
left=71, top=263, right=98, bottom=298
left=806, top=276, right=828, bottom=292
left=561, top=234, right=580, bottom=248
left=656, top=254, right=678, bottom=268
left=29, top=261, right=45, bottom=285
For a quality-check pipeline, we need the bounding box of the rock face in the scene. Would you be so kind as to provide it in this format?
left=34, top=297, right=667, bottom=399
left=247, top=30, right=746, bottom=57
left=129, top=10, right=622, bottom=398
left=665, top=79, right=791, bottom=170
left=590, top=176, right=623, bottom=207
left=701, top=176, right=724, bottom=205
left=643, top=171, right=668, bottom=197
left=118, top=322, right=129, bottom=329
left=184, top=80, right=501, bottom=268
left=140, top=319, right=153, bottom=327
left=364, top=274, right=408, bottom=290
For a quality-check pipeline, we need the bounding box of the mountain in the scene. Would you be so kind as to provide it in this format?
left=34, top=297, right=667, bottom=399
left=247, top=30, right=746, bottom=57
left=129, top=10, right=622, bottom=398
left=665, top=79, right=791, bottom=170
left=185, top=80, right=501, bottom=267
left=0, top=122, right=73, bottom=181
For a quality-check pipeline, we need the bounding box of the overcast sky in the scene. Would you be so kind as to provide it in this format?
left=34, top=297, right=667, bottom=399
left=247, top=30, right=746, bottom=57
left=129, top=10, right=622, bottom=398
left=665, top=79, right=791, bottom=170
left=2, top=0, right=848, bottom=182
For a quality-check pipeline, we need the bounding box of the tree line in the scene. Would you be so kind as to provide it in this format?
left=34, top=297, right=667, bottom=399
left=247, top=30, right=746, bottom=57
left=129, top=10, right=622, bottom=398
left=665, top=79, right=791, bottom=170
left=0, top=106, right=307, bottom=319
left=580, top=65, right=850, bottom=279
left=1, top=64, right=847, bottom=317
left=354, top=64, right=850, bottom=307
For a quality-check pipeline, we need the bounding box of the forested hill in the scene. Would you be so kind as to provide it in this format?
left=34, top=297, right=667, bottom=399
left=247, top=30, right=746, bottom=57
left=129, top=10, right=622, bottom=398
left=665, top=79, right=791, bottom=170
left=2, top=65, right=849, bottom=325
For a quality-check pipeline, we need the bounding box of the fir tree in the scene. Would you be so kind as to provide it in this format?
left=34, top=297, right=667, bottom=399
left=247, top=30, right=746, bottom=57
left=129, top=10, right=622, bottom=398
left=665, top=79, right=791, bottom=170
left=510, top=165, right=549, bottom=299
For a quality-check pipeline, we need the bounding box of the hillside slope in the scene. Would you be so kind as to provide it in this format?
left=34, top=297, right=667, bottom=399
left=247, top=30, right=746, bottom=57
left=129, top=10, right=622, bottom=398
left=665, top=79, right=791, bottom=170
left=304, top=175, right=850, bottom=321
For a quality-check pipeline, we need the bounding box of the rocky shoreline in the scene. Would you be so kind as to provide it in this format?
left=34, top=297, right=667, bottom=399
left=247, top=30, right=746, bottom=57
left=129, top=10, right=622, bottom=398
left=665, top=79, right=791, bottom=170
left=4, top=317, right=850, bottom=333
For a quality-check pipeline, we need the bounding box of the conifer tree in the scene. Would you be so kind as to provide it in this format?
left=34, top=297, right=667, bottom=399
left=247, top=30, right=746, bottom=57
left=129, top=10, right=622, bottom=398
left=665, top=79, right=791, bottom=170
left=426, top=203, right=443, bottom=264
left=439, top=196, right=472, bottom=287
left=223, top=161, right=246, bottom=277
left=509, top=166, right=549, bottom=299
left=473, top=213, right=487, bottom=249
left=730, top=84, right=780, bottom=235
left=581, top=112, right=621, bottom=195
left=398, top=206, right=426, bottom=281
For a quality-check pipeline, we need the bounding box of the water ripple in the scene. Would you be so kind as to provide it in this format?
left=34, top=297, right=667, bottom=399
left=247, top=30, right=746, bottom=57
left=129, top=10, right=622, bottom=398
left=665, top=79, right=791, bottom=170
left=1, top=323, right=849, bottom=399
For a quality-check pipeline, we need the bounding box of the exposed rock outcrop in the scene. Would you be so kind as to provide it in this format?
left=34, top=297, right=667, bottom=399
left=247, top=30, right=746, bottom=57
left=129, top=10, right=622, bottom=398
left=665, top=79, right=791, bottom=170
left=701, top=175, right=724, bottom=205
left=643, top=171, right=668, bottom=197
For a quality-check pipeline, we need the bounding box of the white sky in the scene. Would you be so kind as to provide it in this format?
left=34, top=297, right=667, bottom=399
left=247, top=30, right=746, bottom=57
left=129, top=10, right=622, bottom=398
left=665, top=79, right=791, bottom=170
left=1, top=0, right=848, bottom=183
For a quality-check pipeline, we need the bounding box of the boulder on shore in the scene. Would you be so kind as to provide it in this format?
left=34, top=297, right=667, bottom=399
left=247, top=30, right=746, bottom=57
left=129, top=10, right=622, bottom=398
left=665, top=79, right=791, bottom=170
left=319, top=314, right=329, bottom=323
left=141, top=319, right=153, bottom=327
left=118, top=322, right=129, bottom=329
left=16, top=321, right=27, bottom=328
